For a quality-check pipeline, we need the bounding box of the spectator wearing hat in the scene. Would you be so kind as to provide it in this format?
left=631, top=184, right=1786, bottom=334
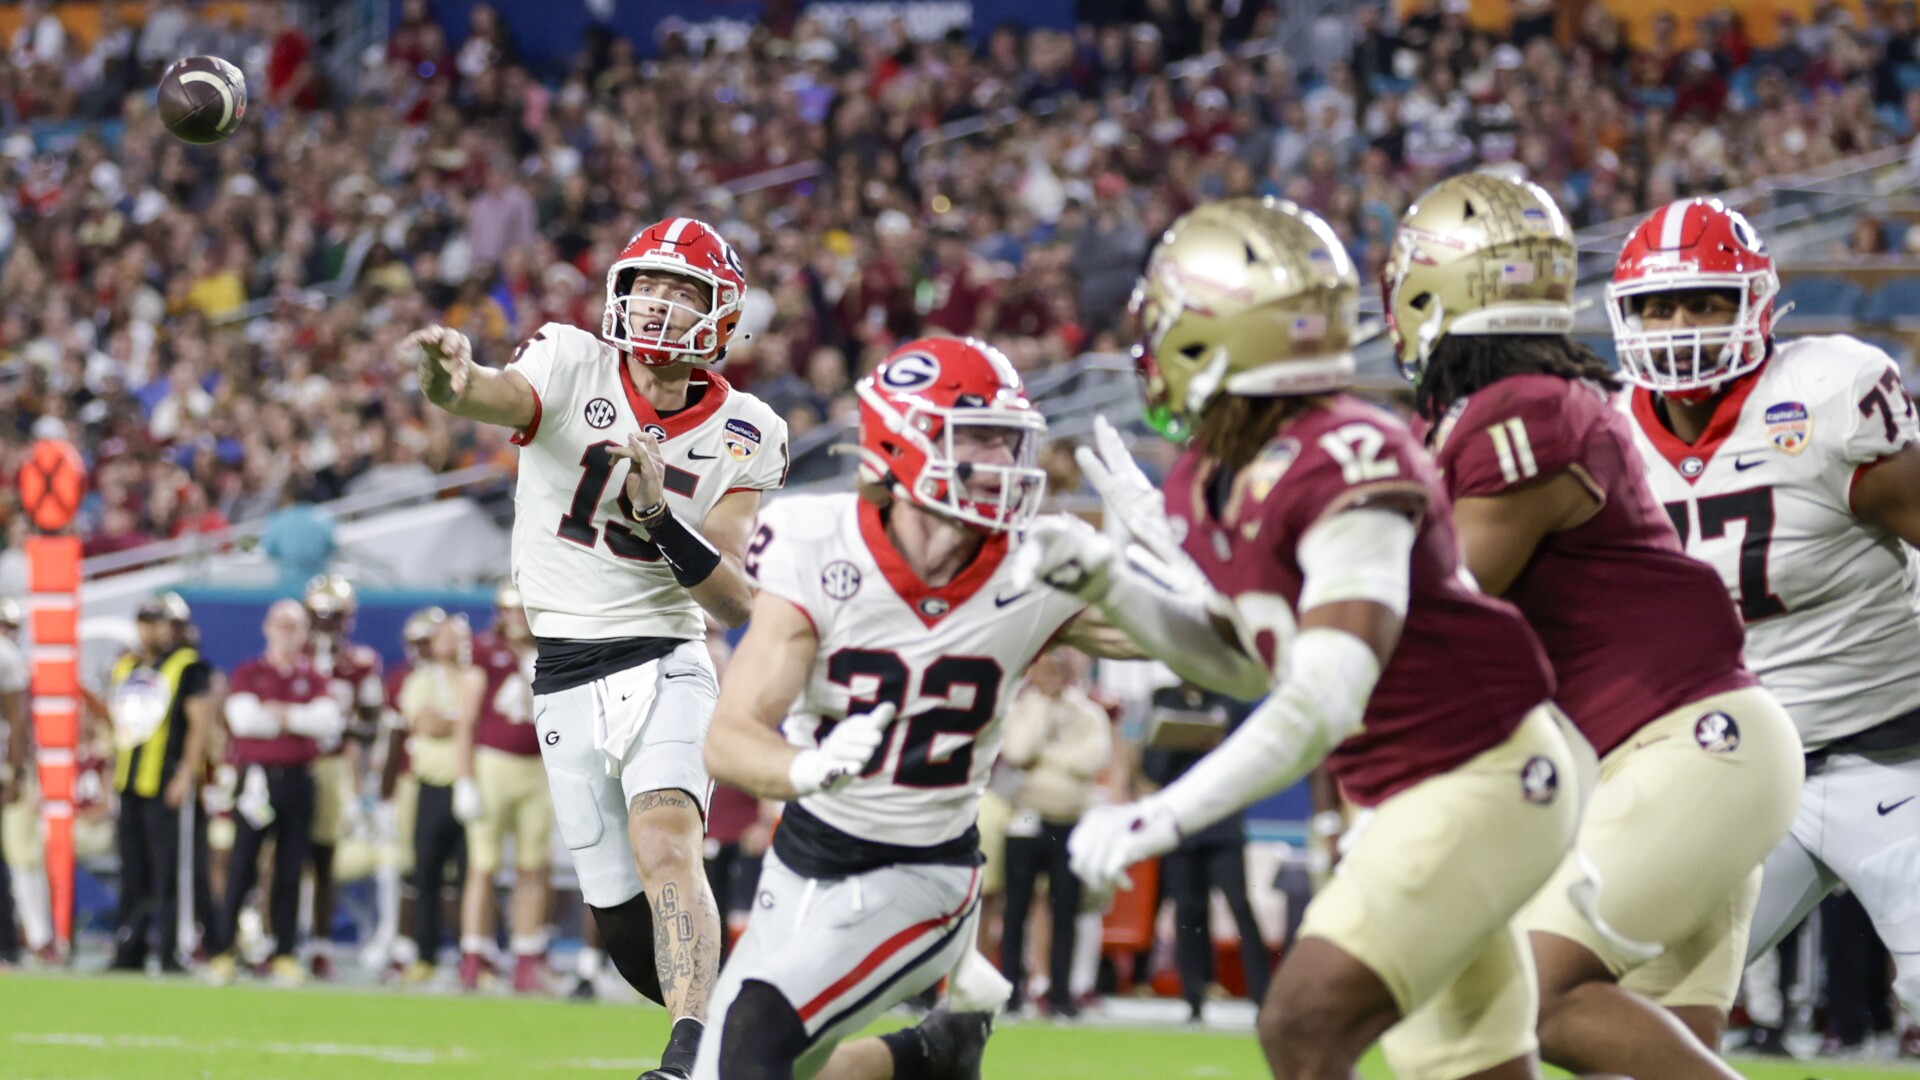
left=104, top=593, right=217, bottom=972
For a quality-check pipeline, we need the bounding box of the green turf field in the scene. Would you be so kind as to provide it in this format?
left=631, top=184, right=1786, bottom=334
left=1, top=972, right=1916, bottom=1080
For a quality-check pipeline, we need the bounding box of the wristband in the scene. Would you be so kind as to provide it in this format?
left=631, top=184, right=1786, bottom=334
left=637, top=503, right=723, bottom=587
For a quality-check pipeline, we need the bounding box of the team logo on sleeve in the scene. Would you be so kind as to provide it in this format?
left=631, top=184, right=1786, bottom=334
left=1520, top=755, right=1560, bottom=806
left=724, top=419, right=763, bottom=460
left=584, top=398, right=617, bottom=429
left=1763, top=402, right=1811, bottom=455
left=1693, top=711, right=1741, bottom=753
left=821, top=560, right=862, bottom=599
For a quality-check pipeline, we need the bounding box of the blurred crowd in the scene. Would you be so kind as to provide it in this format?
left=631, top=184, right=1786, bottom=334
left=5, top=0, right=1920, bottom=553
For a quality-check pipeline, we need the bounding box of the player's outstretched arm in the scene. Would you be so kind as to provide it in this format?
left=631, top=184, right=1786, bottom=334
left=400, top=325, right=537, bottom=430
left=1013, top=517, right=1269, bottom=699
left=1853, top=443, right=1920, bottom=548
left=704, top=591, right=825, bottom=800
left=1068, top=508, right=1411, bottom=892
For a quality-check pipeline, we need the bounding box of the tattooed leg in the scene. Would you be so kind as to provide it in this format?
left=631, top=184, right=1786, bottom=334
left=628, top=788, right=721, bottom=1021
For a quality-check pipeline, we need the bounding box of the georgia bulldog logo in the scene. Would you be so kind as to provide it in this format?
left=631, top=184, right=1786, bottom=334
left=1693, top=711, right=1740, bottom=754
left=583, top=397, right=617, bottom=429
left=1520, top=755, right=1559, bottom=806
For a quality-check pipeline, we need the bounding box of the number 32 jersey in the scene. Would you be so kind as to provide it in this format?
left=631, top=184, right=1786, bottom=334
left=507, top=322, right=788, bottom=642
left=745, top=492, right=1088, bottom=850
left=1621, top=334, right=1920, bottom=748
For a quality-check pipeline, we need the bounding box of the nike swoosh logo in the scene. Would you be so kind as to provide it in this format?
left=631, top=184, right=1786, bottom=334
left=994, top=591, right=1028, bottom=608
left=1878, top=796, right=1915, bottom=816
left=687, top=450, right=717, bottom=461
left=620, top=693, right=632, bottom=702
left=663, top=672, right=699, bottom=681
left=1634, top=735, right=1672, bottom=751
left=1733, top=456, right=1766, bottom=471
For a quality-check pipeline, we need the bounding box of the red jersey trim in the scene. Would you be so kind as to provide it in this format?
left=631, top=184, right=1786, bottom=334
left=510, top=382, right=543, bottom=447
left=1628, top=368, right=1765, bottom=482
left=857, top=499, right=1009, bottom=628
left=619, top=362, right=733, bottom=439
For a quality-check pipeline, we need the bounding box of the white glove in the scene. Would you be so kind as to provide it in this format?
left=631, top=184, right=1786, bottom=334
left=452, top=777, right=483, bottom=824
left=788, top=703, right=897, bottom=797
left=1068, top=798, right=1181, bottom=894
left=1009, top=516, right=1115, bottom=601
left=1077, top=415, right=1181, bottom=562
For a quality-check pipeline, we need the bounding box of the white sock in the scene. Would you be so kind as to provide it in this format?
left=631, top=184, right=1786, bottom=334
left=510, top=932, right=548, bottom=956
left=576, top=946, right=603, bottom=979
left=393, top=936, right=420, bottom=967
left=460, top=935, right=490, bottom=956
left=14, top=866, right=51, bottom=950
left=1071, top=910, right=1103, bottom=996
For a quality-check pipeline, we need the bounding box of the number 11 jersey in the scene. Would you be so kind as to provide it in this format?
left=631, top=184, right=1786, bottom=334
left=1621, top=334, right=1920, bottom=749
left=745, top=492, right=1088, bottom=854
left=507, top=322, right=789, bottom=642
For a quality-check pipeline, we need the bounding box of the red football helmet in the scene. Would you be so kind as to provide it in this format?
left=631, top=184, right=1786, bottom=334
left=856, top=337, right=1048, bottom=533
left=1607, top=198, right=1780, bottom=400
left=601, top=217, right=747, bottom=366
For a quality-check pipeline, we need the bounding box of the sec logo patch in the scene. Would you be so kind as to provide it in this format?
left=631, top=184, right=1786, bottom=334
left=821, top=560, right=862, bottom=599
left=584, top=398, right=617, bottom=429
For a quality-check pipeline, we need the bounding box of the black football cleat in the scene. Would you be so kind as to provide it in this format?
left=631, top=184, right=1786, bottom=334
left=917, top=1005, right=994, bottom=1080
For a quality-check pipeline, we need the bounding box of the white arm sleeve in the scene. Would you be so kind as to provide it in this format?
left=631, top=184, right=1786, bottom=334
left=1297, top=508, right=1416, bottom=616
left=1155, top=627, right=1381, bottom=835
left=224, top=693, right=280, bottom=739
left=286, top=698, right=347, bottom=740
left=1093, top=544, right=1271, bottom=701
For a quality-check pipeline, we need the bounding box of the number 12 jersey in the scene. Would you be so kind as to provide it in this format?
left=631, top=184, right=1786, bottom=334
left=1621, top=334, right=1920, bottom=749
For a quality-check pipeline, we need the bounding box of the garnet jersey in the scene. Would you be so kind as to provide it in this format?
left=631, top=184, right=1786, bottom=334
left=227, top=657, right=331, bottom=768
left=1432, top=374, right=1755, bottom=755
left=1621, top=335, right=1920, bottom=748
left=309, top=636, right=383, bottom=745
left=507, top=322, right=790, bottom=642
left=473, top=630, right=538, bottom=756
left=745, top=492, right=1088, bottom=848
left=1166, top=395, right=1554, bottom=806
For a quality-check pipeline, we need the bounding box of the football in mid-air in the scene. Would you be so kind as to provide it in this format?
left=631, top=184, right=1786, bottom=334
left=158, top=55, right=248, bottom=145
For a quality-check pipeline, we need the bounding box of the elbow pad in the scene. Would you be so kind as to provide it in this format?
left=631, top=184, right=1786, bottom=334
left=1297, top=508, right=1416, bottom=617
left=225, top=694, right=278, bottom=739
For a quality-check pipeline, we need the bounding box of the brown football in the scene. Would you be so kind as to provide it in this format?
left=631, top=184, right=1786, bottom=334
left=158, top=55, right=248, bottom=145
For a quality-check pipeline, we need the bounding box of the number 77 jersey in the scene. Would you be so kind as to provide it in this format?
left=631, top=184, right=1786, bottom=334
left=743, top=492, right=1090, bottom=854
left=1620, top=334, right=1920, bottom=749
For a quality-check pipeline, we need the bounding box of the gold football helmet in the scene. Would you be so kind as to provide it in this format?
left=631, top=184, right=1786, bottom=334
left=1130, top=197, right=1361, bottom=439
left=1382, top=172, right=1577, bottom=381
left=402, top=606, right=447, bottom=648
left=304, top=573, right=356, bottom=625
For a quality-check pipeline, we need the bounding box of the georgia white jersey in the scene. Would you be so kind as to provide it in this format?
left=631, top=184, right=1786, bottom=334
left=746, top=492, right=1089, bottom=848
left=1620, top=334, right=1920, bottom=747
left=507, top=322, right=789, bottom=642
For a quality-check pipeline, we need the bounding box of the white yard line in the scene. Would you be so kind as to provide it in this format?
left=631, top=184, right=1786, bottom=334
left=11, top=1033, right=471, bottom=1065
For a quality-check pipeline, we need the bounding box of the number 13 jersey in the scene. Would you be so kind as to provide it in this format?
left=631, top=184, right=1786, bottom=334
left=745, top=492, right=1088, bottom=854
left=507, top=322, right=789, bottom=642
left=1620, top=334, right=1920, bottom=748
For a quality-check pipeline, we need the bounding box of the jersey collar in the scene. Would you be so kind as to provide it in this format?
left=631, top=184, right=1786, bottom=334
left=1629, top=363, right=1766, bottom=482
left=858, top=499, right=1009, bottom=628
left=620, top=362, right=732, bottom=439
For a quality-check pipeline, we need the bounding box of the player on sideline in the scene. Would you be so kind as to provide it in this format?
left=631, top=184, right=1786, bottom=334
left=698, top=336, right=1264, bottom=1080
left=403, top=217, right=786, bottom=1080
left=1019, top=197, right=1586, bottom=1080
left=301, top=574, right=384, bottom=979
left=1609, top=197, right=1920, bottom=1034
left=1383, top=173, right=1802, bottom=1079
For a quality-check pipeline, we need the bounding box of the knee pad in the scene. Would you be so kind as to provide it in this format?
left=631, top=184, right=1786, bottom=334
left=589, top=893, right=661, bottom=1005
left=717, top=980, right=808, bottom=1080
